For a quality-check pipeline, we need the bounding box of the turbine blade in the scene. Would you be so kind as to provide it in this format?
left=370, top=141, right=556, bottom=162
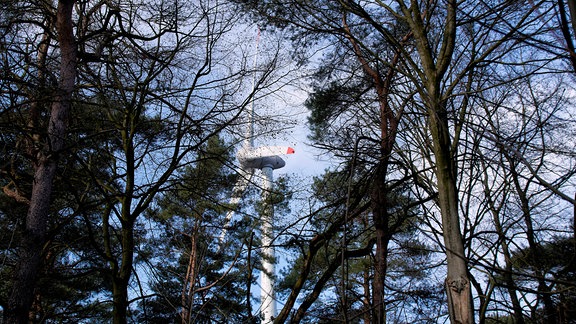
left=217, top=167, right=253, bottom=249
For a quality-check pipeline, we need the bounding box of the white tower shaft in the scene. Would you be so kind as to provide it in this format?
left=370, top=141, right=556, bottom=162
left=260, top=165, right=276, bottom=323
left=217, top=28, right=292, bottom=323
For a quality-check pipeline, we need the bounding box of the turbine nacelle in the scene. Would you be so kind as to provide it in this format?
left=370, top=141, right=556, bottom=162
left=238, top=146, right=295, bottom=170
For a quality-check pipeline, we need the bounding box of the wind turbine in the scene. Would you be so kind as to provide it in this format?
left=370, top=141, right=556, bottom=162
left=218, top=29, right=294, bottom=323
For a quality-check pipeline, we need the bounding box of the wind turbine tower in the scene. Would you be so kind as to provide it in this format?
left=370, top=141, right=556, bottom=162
left=219, top=29, right=294, bottom=323
left=238, top=143, right=293, bottom=322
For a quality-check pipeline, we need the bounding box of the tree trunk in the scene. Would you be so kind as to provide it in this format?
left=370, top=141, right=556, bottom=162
left=111, top=222, right=135, bottom=324
left=399, top=0, right=474, bottom=321
left=507, top=158, right=556, bottom=323
left=4, top=1, right=76, bottom=323
left=430, top=106, right=473, bottom=324
left=362, top=267, right=371, bottom=324
left=371, top=163, right=391, bottom=324
left=112, top=275, right=130, bottom=324
left=181, top=222, right=200, bottom=324
left=274, top=212, right=351, bottom=323
left=483, top=165, right=524, bottom=324
left=342, top=14, right=402, bottom=323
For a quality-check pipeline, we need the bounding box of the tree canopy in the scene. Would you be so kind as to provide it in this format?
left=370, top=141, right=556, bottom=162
left=2, top=0, right=576, bottom=323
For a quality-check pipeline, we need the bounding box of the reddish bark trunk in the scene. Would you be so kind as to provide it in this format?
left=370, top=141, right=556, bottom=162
left=4, top=1, right=77, bottom=323
left=371, top=164, right=391, bottom=324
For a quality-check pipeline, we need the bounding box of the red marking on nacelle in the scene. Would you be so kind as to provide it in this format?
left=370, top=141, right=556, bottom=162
left=287, top=147, right=295, bottom=154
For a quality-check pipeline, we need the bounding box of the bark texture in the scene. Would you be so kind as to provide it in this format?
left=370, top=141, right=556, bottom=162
left=400, top=0, right=474, bottom=322
left=4, top=1, right=77, bottom=323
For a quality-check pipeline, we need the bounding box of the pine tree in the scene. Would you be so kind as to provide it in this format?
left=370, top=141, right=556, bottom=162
left=137, top=136, right=256, bottom=323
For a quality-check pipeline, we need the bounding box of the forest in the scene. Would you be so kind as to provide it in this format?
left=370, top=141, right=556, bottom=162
left=2, top=0, right=576, bottom=323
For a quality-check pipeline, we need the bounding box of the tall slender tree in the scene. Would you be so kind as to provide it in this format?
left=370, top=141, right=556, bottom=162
left=3, top=1, right=77, bottom=322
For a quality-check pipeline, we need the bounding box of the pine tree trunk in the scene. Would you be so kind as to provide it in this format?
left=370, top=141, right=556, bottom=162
left=362, top=268, right=371, bottom=324
left=112, top=277, right=130, bottom=324
left=371, top=163, right=390, bottom=324
left=4, top=1, right=76, bottom=323
left=181, top=223, right=199, bottom=324
left=111, top=220, right=135, bottom=324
